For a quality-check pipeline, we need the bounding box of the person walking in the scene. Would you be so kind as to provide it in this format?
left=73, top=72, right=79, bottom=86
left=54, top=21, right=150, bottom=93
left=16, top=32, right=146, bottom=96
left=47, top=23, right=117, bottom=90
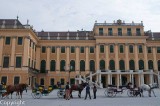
left=93, top=84, right=97, bottom=99
left=57, top=81, right=61, bottom=89
left=84, top=83, right=91, bottom=100
left=65, top=82, right=70, bottom=100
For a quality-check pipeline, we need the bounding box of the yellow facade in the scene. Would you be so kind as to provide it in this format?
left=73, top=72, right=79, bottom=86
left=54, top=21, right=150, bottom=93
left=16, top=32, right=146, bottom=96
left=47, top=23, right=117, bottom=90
left=0, top=19, right=160, bottom=88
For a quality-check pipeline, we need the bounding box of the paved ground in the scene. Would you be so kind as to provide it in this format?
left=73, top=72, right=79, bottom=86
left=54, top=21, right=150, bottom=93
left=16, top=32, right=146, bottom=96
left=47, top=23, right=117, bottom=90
left=1, top=88, right=160, bottom=106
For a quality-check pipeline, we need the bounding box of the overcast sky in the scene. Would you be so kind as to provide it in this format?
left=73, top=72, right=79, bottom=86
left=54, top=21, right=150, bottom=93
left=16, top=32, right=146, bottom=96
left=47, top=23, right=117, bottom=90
left=0, top=0, right=160, bottom=32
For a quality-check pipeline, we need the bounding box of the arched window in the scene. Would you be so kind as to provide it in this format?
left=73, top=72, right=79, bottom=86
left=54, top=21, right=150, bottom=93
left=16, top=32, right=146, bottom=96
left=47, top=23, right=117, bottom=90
left=158, top=60, right=160, bottom=71
left=50, top=60, right=56, bottom=71
left=60, top=60, right=65, bottom=71
left=40, top=60, right=46, bottom=73
left=129, top=60, right=135, bottom=70
left=138, top=45, right=143, bottom=53
left=100, top=45, right=104, bottom=53
left=119, top=45, right=124, bottom=53
left=110, top=45, right=114, bottom=53
left=100, top=60, right=105, bottom=70
left=109, top=60, right=115, bottom=70
left=90, top=60, right=95, bottom=72
left=148, top=60, right=153, bottom=69
left=40, top=78, right=44, bottom=85
left=129, top=45, right=133, bottom=53
left=139, top=60, right=144, bottom=70
left=80, top=60, right=85, bottom=71
left=70, top=60, right=75, bottom=71
left=119, top=60, right=125, bottom=70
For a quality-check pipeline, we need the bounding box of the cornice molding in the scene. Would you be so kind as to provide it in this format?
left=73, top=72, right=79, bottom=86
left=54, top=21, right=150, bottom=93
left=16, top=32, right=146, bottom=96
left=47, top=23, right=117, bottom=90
left=47, top=46, right=51, bottom=48
left=24, top=36, right=30, bottom=39
left=12, top=36, right=17, bottom=39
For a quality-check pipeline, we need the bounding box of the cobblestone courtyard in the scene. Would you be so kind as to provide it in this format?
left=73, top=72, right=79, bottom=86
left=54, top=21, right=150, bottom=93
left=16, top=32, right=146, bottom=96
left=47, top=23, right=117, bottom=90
left=1, top=88, right=160, bottom=106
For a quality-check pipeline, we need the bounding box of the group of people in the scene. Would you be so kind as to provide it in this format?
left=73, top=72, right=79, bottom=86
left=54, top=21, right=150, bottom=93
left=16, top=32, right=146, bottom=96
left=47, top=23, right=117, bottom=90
left=64, top=82, right=97, bottom=100
left=85, top=83, right=97, bottom=100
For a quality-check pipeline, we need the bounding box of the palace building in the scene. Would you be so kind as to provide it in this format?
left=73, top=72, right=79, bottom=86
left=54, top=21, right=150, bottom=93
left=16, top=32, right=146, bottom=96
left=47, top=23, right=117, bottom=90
left=0, top=18, right=160, bottom=88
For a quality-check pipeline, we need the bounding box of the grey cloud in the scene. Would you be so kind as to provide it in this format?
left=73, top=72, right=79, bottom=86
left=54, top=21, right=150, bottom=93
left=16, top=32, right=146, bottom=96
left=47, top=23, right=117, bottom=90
left=0, top=0, right=159, bottom=31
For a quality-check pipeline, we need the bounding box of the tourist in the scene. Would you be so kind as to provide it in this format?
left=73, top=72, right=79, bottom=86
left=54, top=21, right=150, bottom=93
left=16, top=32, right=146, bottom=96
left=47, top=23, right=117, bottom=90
left=93, top=84, right=97, bottom=99
left=65, top=82, right=70, bottom=100
left=57, top=81, right=61, bottom=89
left=35, top=82, right=39, bottom=89
left=84, top=83, right=91, bottom=100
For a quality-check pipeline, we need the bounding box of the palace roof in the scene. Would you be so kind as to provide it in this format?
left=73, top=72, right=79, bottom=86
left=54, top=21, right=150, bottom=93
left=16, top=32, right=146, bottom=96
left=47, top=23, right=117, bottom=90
left=0, top=19, right=160, bottom=40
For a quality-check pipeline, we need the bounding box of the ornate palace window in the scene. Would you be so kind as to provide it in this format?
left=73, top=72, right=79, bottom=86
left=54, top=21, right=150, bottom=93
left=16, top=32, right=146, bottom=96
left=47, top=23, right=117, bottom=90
left=40, top=60, right=46, bottom=73
left=148, top=60, right=153, bottom=69
left=80, top=60, right=85, bottom=71
left=100, top=60, right=105, bottom=70
left=129, top=45, right=133, bottom=53
left=119, top=60, right=125, bottom=70
left=139, top=60, right=144, bottom=70
left=50, top=60, right=56, bottom=71
left=109, top=60, right=115, bottom=70
left=5, top=37, right=11, bottom=45
left=3, top=56, right=9, bottom=68
left=110, top=45, right=114, bottom=53
left=120, top=45, right=124, bottom=53
left=16, top=56, right=22, bottom=68
left=90, top=60, right=95, bottom=72
left=18, top=37, right=23, bottom=45
left=100, top=45, right=104, bottom=53
left=60, top=60, right=65, bottom=71
left=70, top=60, right=75, bottom=71
left=129, top=60, right=135, bottom=70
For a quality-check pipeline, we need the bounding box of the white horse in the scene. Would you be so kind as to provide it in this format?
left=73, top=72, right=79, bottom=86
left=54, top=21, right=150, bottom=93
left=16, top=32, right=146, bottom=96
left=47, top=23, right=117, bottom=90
left=139, top=83, right=158, bottom=97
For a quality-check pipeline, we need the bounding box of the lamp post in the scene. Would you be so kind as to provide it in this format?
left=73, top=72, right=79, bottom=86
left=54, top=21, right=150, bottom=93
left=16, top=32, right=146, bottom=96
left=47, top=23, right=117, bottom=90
left=69, top=66, right=73, bottom=84
left=64, top=64, right=73, bottom=84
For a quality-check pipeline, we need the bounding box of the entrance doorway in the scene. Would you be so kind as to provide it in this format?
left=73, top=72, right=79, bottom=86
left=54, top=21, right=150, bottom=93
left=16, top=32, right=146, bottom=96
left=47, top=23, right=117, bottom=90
left=112, top=77, right=115, bottom=85
left=101, top=76, right=106, bottom=88
left=121, top=76, right=127, bottom=85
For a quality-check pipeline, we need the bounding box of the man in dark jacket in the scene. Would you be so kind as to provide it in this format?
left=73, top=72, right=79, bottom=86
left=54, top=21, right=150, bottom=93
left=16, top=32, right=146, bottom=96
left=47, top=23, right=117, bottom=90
left=84, top=83, right=91, bottom=100
left=93, top=84, right=97, bottom=99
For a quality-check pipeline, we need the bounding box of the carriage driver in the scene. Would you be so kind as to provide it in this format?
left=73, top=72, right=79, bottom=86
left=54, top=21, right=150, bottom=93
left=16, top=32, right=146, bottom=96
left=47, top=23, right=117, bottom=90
left=65, top=82, right=71, bottom=100
left=1, top=82, right=6, bottom=90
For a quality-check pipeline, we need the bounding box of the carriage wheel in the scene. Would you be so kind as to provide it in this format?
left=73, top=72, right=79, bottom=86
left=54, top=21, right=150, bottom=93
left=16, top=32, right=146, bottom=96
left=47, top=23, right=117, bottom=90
left=127, top=90, right=134, bottom=97
left=0, top=92, right=2, bottom=99
left=106, top=89, right=115, bottom=97
left=57, top=90, right=64, bottom=98
left=35, top=91, right=42, bottom=99
left=104, top=89, right=108, bottom=97
left=112, top=92, right=116, bottom=97
left=0, top=91, right=8, bottom=99
left=1, top=94, right=8, bottom=99
left=31, top=92, right=37, bottom=99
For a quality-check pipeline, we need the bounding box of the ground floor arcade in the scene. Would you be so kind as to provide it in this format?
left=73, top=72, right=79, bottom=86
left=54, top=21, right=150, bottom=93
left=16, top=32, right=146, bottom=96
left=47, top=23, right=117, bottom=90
left=0, top=69, right=159, bottom=88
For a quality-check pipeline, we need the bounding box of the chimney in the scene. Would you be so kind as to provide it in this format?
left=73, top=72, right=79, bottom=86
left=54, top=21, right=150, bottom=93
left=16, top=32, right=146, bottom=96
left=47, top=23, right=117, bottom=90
left=14, top=20, right=17, bottom=28
left=27, top=19, right=29, bottom=25
left=17, top=16, right=19, bottom=20
left=1, top=20, right=5, bottom=28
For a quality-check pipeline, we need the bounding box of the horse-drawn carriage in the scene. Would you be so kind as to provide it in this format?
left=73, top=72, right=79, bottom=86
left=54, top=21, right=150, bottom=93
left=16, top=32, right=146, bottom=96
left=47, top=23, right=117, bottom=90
left=104, top=83, right=141, bottom=97
left=31, top=82, right=87, bottom=99
left=0, top=83, right=28, bottom=99
left=31, top=86, right=65, bottom=99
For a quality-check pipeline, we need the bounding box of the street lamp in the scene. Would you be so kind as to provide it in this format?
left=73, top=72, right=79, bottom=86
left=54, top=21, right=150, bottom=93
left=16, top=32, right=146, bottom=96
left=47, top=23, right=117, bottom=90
left=69, top=65, right=73, bottom=84
left=64, top=64, right=73, bottom=84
